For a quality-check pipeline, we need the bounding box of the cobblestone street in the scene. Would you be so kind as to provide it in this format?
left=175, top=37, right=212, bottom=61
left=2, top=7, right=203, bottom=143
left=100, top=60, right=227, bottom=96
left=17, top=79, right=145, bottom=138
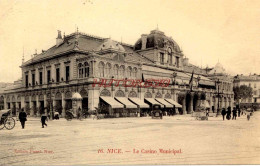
left=1, top=112, right=260, bottom=165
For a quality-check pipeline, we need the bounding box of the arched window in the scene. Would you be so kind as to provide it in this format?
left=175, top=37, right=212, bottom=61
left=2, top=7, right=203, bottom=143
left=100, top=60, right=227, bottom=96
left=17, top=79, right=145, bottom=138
left=78, top=63, right=84, bottom=78
left=132, top=67, right=137, bottom=78
left=127, top=66, right=132, bottom=78
left=119, top=65, right=125, bottom=78
left=114, top=64, right=119, bottom=78
left=98, top=62, right=105, bottom=77
left=105, top=63, right=112, bottom=77
left=84, top=62, right=90, bottom=77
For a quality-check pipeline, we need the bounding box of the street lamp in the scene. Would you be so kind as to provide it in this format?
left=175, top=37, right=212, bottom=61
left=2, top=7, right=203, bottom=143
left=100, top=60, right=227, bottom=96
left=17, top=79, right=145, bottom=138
left=216, top=79, right=221, bottom=116
left=111, top=76, right=114, bottom=92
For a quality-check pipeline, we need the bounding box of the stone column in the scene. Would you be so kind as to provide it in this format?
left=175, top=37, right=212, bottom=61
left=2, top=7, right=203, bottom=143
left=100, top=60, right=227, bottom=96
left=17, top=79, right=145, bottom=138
left=221, top=96, right=224, bottom=109
left=15, top=102, right=19, bottom=113
left=188, top=93, right=194, bottom=114
left=4, top=96, right=7, bottom=109
left=10, top=102, right=13, bottom=115
left=182, top=95, right=186, bottom=115
left=44, top=94, right=47, bottom=108
left=88, top=85, right=99, bottom=112
left=29, top=96, right=34, bottom=116
left=36, top=95, right=40, bottom=116
left=209, top=94, right=213, bottom=113
left=21, top=96, right=25, bottom=109
left=225, top=98, right=228, bottom=110
left=231, top=97, right=234, bottom=109
left=61, top=92, right=65, bottom=118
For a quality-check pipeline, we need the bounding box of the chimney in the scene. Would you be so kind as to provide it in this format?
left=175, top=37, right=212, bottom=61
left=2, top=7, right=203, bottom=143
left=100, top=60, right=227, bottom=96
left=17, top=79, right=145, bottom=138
left=141, top=34, right=147, bottom=50
left=56, top=30, right=63, bottom=47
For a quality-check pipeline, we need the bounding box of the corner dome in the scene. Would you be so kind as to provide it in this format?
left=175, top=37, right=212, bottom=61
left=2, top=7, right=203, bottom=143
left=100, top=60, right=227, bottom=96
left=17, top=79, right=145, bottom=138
left=72, top=92, right=82, bottom=99
left=96, top=38, right=125, bottom=52
left=134, top=29, right=181, bottom=52
left=209, top=62, right=226, bottom=74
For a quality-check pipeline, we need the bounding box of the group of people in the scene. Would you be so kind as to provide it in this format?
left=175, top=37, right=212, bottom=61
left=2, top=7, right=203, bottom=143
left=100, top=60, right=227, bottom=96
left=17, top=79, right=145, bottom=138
left=18, top=108, right=48, bottom=129
left=221, top=106, right=251, bottom=121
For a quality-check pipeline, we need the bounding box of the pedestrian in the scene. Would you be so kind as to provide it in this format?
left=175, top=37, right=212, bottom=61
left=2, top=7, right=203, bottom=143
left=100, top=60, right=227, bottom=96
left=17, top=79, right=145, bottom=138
left=206, top=109, right=209, bottom=117
left=226, top=107, right=231, bottom=120
left=232, top=107, right=237, bottom=120
left=247, top=114, right=250, bottom=121
left=221, top=108, right=226, bottom=120
left=238, top=108, right=241, bottom=117
left=19, top=108, right=27, bottom=129
left=41, top=108, right=48, bottom=128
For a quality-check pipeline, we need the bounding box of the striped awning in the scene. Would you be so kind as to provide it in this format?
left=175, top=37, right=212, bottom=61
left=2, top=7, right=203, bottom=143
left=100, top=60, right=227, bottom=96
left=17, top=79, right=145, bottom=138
left=145, top=98, right=164, bottom=107
left=115, top=97, right=137, bottom=108
left=129, top=98, right=149, bottom=108
left=100, top=96, right=124, bottom=108
left=164, top=99, right=182, bottom=108
left=155, top=98, right=173, bottom=108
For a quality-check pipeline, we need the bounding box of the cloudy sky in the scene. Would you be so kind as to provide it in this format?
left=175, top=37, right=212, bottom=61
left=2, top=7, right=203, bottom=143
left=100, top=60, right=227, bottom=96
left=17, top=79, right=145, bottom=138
left=0, top=0, right=259, bottom=82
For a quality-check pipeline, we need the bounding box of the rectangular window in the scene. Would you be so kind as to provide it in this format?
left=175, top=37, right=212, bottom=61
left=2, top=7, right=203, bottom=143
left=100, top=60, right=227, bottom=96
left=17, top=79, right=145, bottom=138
left=32, top=73, right=35, bottom=86
left=47, top=70, right=51, bottom=83
left=168, top=54, right=172, bottom=65
left=160, top=53, right=164, bottom=64
left=25, top=74, right=29, bottom=87
left=66, top=66, right=70, bottom=81
left=56, top=68, right=60, bottom=82
left=176, top=57, right=180, bottom=68
left=39, top=71, right=43, bottom=85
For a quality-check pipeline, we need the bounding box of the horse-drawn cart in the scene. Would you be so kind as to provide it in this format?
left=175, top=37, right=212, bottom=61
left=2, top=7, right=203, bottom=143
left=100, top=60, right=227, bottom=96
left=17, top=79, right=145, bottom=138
left=0, top=109, right=16, bottom=130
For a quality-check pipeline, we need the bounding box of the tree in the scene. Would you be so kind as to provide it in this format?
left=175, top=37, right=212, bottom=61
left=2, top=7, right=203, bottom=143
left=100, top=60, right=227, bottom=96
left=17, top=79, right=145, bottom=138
left=233, top=85, right=253, bottom=102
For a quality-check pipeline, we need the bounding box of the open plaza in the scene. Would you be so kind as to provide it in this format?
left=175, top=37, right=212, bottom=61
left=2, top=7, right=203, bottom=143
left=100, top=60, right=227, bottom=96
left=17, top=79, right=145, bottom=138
left=0, top=112, right=260, bottom=165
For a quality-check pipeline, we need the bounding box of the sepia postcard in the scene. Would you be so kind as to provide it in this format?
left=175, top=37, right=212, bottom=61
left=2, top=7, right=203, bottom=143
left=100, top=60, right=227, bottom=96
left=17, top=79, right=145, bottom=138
left=0, top=0, right=260, bottom=165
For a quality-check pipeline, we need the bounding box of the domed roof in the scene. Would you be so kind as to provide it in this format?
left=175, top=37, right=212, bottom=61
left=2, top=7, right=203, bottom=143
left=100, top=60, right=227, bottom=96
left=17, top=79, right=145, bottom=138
left=72, top=92, right=82, bottom=99
left=209, top=62, right=226, bottom=74
left=134, top=29, right=181, bottom=52
left=97, top=38, right=125, bottom=52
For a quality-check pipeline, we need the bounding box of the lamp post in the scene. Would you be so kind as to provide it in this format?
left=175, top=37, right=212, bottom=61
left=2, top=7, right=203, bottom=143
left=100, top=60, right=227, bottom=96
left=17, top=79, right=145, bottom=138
left=216, top=79, right=221, bottom=116
left=111, top=76, right=114, bottom=92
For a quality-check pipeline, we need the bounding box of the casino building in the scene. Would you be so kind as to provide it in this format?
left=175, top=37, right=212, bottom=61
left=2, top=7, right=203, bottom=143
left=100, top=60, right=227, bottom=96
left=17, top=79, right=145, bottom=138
left=0, top=28, right=234, bottom=117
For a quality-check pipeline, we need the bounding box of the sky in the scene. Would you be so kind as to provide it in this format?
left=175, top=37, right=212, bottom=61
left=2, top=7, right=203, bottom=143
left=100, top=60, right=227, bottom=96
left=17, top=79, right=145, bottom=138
left=0, top=0, right=260, bottom=82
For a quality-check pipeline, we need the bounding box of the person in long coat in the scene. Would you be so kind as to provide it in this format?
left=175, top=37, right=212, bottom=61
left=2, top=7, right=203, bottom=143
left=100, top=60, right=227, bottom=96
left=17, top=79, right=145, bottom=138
left=41, top=108, right=48, bottom=128
left=221, top=108, right=226, bottom=121
left=19, top=108, right=27, bottom=129
left=226, top=107, right=231, bottom=120
left=232, top=107, right=237, bottom=120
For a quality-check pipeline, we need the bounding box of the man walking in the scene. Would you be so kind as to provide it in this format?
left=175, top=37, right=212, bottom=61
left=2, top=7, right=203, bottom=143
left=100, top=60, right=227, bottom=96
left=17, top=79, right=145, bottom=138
left=232, top=107, right=237, bottom=120
left=41, top=108, right=48, bottom=128
left=19, top=108, right=27, bottom=129
left=221, top=108, right=226, bottom=121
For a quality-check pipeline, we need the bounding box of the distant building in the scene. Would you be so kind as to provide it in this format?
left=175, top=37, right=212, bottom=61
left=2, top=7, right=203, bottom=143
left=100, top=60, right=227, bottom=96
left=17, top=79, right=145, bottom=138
left=233, top=74, right=260, bottom=109
left=0, top=29, right=234, bottom=117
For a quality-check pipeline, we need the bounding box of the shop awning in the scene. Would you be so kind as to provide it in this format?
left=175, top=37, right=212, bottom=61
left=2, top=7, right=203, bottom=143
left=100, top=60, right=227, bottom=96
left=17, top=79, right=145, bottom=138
left=164, top=99, right=182, bottom=108
left=145, top=98, right=164, bottom=107
left=155, top=98, right=173, bottom=108
left=129, top=98, right=150, bottom=108
left=115, top=97, right=137, bottom=108
left=100, top=96, right=124, bottom=108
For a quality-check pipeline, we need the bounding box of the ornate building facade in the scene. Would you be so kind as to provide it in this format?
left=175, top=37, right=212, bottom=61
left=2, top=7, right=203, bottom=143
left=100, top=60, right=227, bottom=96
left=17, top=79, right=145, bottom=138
left=0, top=29, right=234, bottom=117
left=233, top=74, right=260, bottom=109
